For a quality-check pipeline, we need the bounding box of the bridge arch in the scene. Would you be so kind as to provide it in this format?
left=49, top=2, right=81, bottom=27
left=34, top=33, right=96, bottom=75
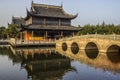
left=106, top=45, right=120, bottom=63
left=85, top=42, right=99, bottom=59
left=71, top=42, right=79, bottom=54
left=106, top=45, right=120, bottom=53
left=85, top=42, right=99, bottom=50
left=62, top=42, right=67, bottom=51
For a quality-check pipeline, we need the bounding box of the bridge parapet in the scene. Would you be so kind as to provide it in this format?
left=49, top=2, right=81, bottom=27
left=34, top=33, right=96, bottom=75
left=75, top=34, right=120, bottom=40
left=58, top=34, right=120, bottom=42
left=56, top=34, right=120, bottom=53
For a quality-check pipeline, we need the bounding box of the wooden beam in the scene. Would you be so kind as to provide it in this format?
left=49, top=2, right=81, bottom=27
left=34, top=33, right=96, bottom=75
left=46, top=31, right=48, bottom=39
left=20, top=32, right=22, bottom=41
left=32, top=31, right=34, bottom=41
left=44, top=18, right=46, bottom=25
left=59, top=19, right=61, bottom=26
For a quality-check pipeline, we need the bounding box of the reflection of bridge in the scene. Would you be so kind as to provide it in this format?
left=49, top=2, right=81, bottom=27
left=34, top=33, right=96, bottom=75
left=56, top=34, right=120, bottom=53
left=56, top=34, right=120, bottom=73
left=56, top=48, right=120, bottom=73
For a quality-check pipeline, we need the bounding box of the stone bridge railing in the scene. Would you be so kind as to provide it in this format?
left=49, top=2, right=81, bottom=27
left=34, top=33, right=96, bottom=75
left=61, top=34, right=120, bottom=41
left=56, top=34, right=120, bottom=53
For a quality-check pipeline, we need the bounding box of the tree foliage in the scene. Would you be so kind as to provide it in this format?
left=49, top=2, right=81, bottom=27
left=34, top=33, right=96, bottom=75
left=0, top=26, right=6, bottom=39
left=8, top=24, right=20, bottom=38
left=0, top=24, right=20, bottom=39
left=78, top=22, right=120, bottom=35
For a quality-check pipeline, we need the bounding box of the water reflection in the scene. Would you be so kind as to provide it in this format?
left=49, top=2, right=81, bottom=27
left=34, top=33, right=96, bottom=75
left=85, top=49, right=99, bottom=59
left=0, top=47, right=22, bottom=64
left=107, top=52, right=120, bottom=63
left=106, top=45, right=120, bottom=63
left=1, top=46, right=120, bottom=80
left=56, top=47, right=120, bottom=73
left=9, top=47, right=74, bottom=80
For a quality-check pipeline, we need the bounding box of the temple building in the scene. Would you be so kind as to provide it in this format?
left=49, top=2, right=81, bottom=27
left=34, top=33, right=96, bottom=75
left=18, top=1, right=81, bottom=41
left=11, top=16, right=25, bottom=25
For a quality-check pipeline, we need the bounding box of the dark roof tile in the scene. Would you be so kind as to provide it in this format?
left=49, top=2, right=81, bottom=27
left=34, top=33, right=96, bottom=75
left=24, top=24, right=81, bottom=31
left=27, top=3, right=78, bottom=19
left=12, top=17, right=25, bottom=25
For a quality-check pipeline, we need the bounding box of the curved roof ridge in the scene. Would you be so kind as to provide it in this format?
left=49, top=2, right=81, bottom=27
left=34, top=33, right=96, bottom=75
left=12, top=16, right=24, bottom=20
left=24, top=2, right=78, bottom=19
left=32, top=3, right=62, bottom=9
left=61, top=8, right=78, bottom=18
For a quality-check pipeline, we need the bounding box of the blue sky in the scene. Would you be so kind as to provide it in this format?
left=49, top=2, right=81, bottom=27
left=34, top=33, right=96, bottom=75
left=0, top=0, right=120, bottom=27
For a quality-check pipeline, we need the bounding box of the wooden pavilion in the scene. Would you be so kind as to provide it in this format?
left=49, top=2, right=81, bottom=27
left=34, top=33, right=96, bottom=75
left=18, top=1, right=81, bottom=41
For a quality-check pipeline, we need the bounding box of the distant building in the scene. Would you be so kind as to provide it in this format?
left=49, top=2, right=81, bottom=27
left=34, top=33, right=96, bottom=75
left=12, top=1, right=81, bottom=41
left=11, top=16, right=25, bottom=25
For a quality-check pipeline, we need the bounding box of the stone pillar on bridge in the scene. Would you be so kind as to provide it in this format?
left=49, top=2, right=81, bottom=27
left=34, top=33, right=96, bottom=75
left=45, top=31, right=48, bottom=40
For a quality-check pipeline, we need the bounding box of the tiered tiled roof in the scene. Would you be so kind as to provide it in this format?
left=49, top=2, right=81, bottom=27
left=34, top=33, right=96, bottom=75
left=24, top=24, right=81, bottom=31
left=25, top=1, right=78, bottom=20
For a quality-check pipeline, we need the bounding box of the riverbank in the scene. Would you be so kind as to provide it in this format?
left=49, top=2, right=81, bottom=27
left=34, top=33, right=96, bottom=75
left=0, top=39, right=56, bottom=48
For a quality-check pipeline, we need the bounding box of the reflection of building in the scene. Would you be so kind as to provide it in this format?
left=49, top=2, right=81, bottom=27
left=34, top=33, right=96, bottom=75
left=16, top=48, right=73, bottom=80
left=24, top=57, right=71, bottom=80
left=7, top=47, right=74, bottom=80
left=11, top=1, right=81, bottom=41
left=15, top=47, right=56, bottom=59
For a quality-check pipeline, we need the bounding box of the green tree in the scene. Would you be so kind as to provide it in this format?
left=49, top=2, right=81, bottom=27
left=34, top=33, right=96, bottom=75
left=0, top=26, right=6, bottom=39
left=78, top=22, right=120, bottom=35
left=8, top=24, right=20, bottom=38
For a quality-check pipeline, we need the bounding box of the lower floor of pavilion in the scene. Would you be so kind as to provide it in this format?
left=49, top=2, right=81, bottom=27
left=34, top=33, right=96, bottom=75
left=18, top=24, right=81, bottom=41
left=20, top=30, right=78, bottom=41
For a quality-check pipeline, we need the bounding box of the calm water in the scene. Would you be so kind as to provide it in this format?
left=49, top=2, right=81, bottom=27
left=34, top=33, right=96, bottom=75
left=0, top=47, right=120, bottom=80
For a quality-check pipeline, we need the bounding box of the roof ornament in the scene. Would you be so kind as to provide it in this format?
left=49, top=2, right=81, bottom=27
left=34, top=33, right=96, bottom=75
left=74, top=13, right=79, bottom=18
left=26, top=7, right=29, bottom=13
left=12, top=16, right=14, bottom=19
left=31, top=0, right=34, bottom=6
left=61, top=2, right=63, bottom=8
left=26, top=7, right=30, bottom=16
left=31, top=6, right=36, bottom=13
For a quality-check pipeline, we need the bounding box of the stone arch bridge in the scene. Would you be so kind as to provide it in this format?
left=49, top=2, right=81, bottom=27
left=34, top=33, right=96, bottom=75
left=56, top=34, right=120, bottom=53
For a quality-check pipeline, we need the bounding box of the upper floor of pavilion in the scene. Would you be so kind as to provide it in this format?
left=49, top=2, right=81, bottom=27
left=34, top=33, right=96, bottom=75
left=25, top=1, right=78, bottom=26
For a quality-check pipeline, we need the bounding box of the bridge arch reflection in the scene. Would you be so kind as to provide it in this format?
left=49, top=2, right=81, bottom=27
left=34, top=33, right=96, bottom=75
left=85, top=49, right=99, bottom=59
left=107, top=45, right=120, bottom=63
left=107, top=45, right=120, bottom=53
